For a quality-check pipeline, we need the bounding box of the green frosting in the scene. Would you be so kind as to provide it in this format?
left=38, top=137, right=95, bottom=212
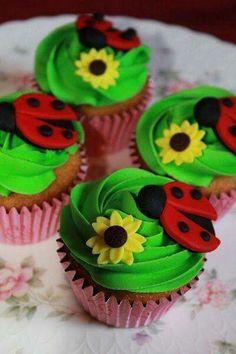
left=136, top=86, right=236, bottom=187
left=0, top=91, right=84, bottom=197
left=59, top=168, right=204, bottom=293
left=34, top=22, right=150, bottom=106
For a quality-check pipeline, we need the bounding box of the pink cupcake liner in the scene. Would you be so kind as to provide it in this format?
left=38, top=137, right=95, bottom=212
left=129, top=136, right=236, bottom=218
left=57, top=239, right=201, bottom=328
left=0, top=146, right=88, bottom=245
left=78, top=78, right=154, bottom=156
left=209, top=190, right=236, bottom=219
left=129, top=134, right=146, bottom=169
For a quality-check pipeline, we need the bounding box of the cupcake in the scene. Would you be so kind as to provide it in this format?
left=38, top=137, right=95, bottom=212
left=130, top=86, right=236, bottom=218
left=0, top=91, right=87, bottom=244
left=34, top=13, right=152, bottom=156
left=58, top=168, right=221, bottom=328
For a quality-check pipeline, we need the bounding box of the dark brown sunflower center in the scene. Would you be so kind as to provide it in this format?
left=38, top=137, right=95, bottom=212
left=170, top=132, right=190, bottom=151
left=89, top=60, right=107, bottom=75
left=104, top=226, right=128, bottom=248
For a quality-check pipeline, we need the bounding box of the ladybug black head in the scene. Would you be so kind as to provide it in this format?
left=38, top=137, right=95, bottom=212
left=120, top=28, right=137, bottom=40
left=79, top=27, right=107, bottom=49
left=136, top=185, right=166, bottom=218
left=0, top=102, right=16, bottom=133
left=93, top=13, right=105, bottom=21
left=194, top=97, right=220, bottom=127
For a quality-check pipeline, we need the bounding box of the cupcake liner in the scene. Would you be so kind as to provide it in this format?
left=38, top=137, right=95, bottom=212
left=78, top=78, right=154, bottom=156
left=0, top=146, right=88, bottom=245
left=129, top=136, right=236, bottom=218
left=129, top=134, right=148, bottom=169
left=209, top=190, right=236, bottom=219
left=57, top=239, right=201, bottom=328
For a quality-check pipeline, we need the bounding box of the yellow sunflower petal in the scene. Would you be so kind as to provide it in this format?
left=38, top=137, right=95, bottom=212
left=122, top=250, right=134, bottom=265
left=109, top=247, right=124, bottom=264
left=183, top=150, right=194, bottom=163
left=97, top=250, right=110, bottom=265
left=125, top=237, right=144, bottom=252
left=163, top=128, right=172, bottom=137
left=92, top=222, right=108, bottom=236
left=99, top=48, right=107, bottom=57
left=155, top=137, right=169, bottom=148
left=132, top=233, right=146, bottom=244
left=170, top=123, right=181, bottom=134
left=122, top=215, right=134, bottom=226
left=194, top=130, right=205, bottom=140
left=110, top=210, right=123, bottom=226
left=92, top=238, right=109, bottom=254
left=187, top=122, right=198, bottom=134
left=124, top=220, right=142, bottom=235
left=86, top=236, right=97, bottom=248
left=96, top=216, right=110, bottom=226
left=181, top=120, right=191, bottom=130
left=162, top=149, right=176, bottom=164
left=175, top=154, right=185, bottom=166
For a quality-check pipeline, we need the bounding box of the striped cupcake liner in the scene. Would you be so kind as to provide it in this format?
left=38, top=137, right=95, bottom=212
left=0, top=146, right=88, bottom=245
left=57, top=239, right=202, bottom=328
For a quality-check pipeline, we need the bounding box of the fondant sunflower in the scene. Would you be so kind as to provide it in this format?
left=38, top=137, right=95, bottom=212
left=86, top=210, right=146, bottom=265
left=156, top=120, right=206, bottom=166
left=75, top=48, right=120, bottom=89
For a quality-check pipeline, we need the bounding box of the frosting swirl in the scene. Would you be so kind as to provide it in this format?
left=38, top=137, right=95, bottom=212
left=34, top=22, right=150, bottom=106
left=0, top=92, right=84, bottom=196
left=59, top=168, right=204, bottom=293
left=136, top=86, right=236, bottom=187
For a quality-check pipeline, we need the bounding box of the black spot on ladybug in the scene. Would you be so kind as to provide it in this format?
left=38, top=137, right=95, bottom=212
left=171, top=187, right=183, bottom=199
left=52, top=100, right=65, bottom=110
left=194, top=97, right=220, bottom=127
left=120, top=28, right=137, bottom=39
left=79, top=27, right=107, bottom=49
left=229, top=125, right=236, bottom=136
left=107, top=27, right=117, bottom=32
left=222, top=98, right=233, bottom=107
left=93, top=13, right=104, bottom=21
left=27, top=97, right=40, bottom=107
left=178, top=221, right=189, bottom=233
left=190, top=189, right=202, bottom=200
left=169, top=133, right=190, bottom=151
left=62, top=130, right=73, bottom=139
left=38, top=125, right=53, bottom=137
left=137, top=185, right=166, bottom=219
left=200, top=231, right=211, bottom=241
left=0, top=102, right=16, bottom=132
left=182, top=212, right=215, bottom=235
left=89, top=60, right=106, bottom=75
left=104, top=226, right=128, bottom=248
left=86, top=19, right=95, bottom=26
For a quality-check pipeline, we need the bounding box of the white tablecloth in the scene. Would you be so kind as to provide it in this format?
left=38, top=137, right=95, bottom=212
left=0, top=15, right=236, bottom=354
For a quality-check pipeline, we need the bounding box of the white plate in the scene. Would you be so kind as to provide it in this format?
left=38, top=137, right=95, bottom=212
left=0, top=15, right=236, bottom=354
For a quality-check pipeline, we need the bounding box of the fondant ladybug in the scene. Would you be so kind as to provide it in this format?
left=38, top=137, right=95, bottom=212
left=76, top=13, right=141, bottom=51
left=194, top=96, right=236, bottom=154
left=0, top=93, right=78, bottom=149
left=136, top=181, right=220, bottom=253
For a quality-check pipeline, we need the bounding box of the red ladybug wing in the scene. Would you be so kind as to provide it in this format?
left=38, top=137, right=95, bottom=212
left=215, top=99, right=236, bottom=153
left=14, top=93, right=77, bottom=121
left=16, top=113, right=78, bottom=149
left=76, top=15, right=112, bottom=31
left=160, top=204, right=220, bottom=252
left=106, top=31, right=141, bottom=50
left=163, top=181, right=217, bottom=220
